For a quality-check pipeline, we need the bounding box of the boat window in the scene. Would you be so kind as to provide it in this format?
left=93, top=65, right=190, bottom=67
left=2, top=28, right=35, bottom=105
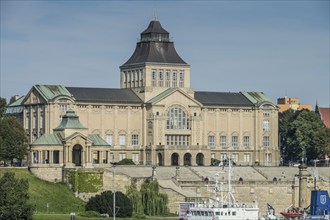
left=221, top=211, right=223, bottom=216
left=205, top=211, right=208, bottom=216
left=228, top=211, right=231, bottom=216
left=232, top=211, right=236, bottom=216
left=209, top=211, right=213, bottom=216
left=215, top=212, right=220, bottom=216
left=197, top=211, right=200, bottom=216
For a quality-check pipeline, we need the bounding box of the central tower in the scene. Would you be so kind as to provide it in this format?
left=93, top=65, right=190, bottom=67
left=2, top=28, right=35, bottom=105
left=120, top=18, right=192, bottom=102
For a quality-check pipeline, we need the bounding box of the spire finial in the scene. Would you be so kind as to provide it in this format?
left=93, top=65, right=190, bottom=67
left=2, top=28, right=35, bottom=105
left=152, top=0, right=157, bottom=21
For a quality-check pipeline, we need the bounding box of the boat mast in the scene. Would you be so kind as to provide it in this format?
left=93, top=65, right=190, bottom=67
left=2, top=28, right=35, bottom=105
left=227, top=158, right=236, bottom=206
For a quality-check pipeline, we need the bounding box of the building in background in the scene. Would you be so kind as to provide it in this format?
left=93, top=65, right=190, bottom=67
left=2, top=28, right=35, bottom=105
left=277, top=97, right=312, bottom=113
left=318, top=107, right=330, bottom=128
left=6, top=19, right=280, bottom=169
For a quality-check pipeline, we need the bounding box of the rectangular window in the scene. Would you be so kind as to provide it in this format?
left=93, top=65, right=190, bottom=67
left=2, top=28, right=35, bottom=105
left=173, top=70, right=177, bottom=80
left=179, top=70, right=184, bottom=87
left=263, top=120, right=270, bottom=132
left=172, top=70, right=177, bottom=87
left=263, top=136, right=270, bottom=147
left=132, top=153, right=139, bottom=164
left=60, top=104, right=67, bottom=112
left=119, top=134, right=126, bottom=145
left=221, top=154, right=227, bottom=161
left=166, top=70, right=170, bottom=80
left=263, top=110, right=270, bottom=117
left=159, top=70, right=164, bottom=80
left=25, top=114, right=30, bottom=129
left=231, top=153, right=239, bottom=162
left=152, top=69, right=156, bottom=80
left=152, top=69, right=156, bottom=86
left=244, top=154, right=250, bottom=162
left=165, top=70, right=171, bottom=87
left=119, top=153, right=126, bottom=161
left=110, top=153, right=114, bottom=163
left=243, top=136, right=250, bottom=147
left=131, top=134, right=139, bottom=145
left=105, top=134, right=113, bottom=145
left=208, top=135, right=215, bottom=146
left=220, top=136, right=227, bottom=147
left=232, top=136, right=238, bottom=147
left=179, top=70, right=184, bottom=81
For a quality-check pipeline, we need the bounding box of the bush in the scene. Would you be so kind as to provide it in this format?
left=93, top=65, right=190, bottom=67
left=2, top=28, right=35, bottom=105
left=117, top=158, right=136, bottom=165
left=85, top=191, right=133, bottom=218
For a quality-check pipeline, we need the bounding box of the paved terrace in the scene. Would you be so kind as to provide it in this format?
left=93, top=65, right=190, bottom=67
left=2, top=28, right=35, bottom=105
left=108, top=166, right=330, bottom=182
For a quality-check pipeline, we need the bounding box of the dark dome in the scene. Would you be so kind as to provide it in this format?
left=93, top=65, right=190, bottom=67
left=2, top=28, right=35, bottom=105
left=121, top=19, right=188, bottom=67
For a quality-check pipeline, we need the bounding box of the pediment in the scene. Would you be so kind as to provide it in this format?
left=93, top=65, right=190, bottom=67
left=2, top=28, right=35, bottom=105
left=147, top=88, right=202, bottom=107
left=22, top=87, right=48, bottom=105
left=64, top=132, right=92, bottom=145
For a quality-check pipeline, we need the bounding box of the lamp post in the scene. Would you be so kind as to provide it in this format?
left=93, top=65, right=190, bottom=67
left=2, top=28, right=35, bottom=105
left=111, top=162, right=117, bottom=220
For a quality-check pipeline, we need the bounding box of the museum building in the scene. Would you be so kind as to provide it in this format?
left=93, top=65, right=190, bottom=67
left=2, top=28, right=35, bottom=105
left=7, top=19, right=280, bottom=168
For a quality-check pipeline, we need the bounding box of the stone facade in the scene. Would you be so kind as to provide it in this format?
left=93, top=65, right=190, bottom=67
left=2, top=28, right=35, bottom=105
left=10, top=18, right=280, bottom=170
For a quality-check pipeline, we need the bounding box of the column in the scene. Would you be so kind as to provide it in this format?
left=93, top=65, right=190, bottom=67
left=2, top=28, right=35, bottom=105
left=82, top=149, right=85, bottom=166
left=49, top=151, right=53, bottom=164
left=59, top=150, right=63, bottom=164
left=67, top=146, right=72, bottom=163
left=38, top=151, right=42, bottom=164
left=100, top=151, right=104, bottom=164
left=31, top=151, right=34, bottom=164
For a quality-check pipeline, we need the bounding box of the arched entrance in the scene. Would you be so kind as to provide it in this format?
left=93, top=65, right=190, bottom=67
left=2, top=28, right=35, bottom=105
left=196, top=153, right=204, bottom=166
left=158, top=153, right=164, bottom=166
left=184, top=153, right=192, bottom=166
left=171, top=153, right=179, bottom=166
left=72, top=145, right=82, bottom=166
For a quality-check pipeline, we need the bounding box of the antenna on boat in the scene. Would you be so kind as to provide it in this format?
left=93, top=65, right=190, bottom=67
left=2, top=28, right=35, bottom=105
left=227, top=158, right=236, bottom=206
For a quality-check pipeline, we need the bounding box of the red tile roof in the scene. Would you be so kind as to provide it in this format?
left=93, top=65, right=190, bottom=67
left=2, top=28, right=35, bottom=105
left=319, top=108, right=330, bottom=128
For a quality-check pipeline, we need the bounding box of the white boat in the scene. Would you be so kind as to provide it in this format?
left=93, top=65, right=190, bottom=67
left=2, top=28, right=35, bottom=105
left=180, top=159, right=259, bottom=220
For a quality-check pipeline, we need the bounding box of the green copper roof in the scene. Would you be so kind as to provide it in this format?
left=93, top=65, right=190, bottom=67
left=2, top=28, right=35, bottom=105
left=147, top=88, right=177, bottom=104
left=7, top=96, right=25, bottom=107
left=241, top=92, right=275, bottom=107
left=88, top=134, right=110, bottom=146
left=31, top=134, right=62, bottom=146
left=34, top=85, right=74, bottom=102
left=53, top=109, right=87, bottom=131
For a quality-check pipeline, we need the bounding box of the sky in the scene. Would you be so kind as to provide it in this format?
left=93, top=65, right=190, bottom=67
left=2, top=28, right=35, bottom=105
left=1, top=0, right=329, bottom=107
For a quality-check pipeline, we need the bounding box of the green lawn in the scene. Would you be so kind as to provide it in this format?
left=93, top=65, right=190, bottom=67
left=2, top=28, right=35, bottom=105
left=0, top=168, right=85, bottom=213
left=0, top=168, right=178, bottom=219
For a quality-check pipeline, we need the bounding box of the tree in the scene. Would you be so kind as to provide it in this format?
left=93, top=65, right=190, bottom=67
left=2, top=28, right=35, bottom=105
left=9, top=96, right=18, bottom=105
left=279, top=109, right=330, bottom=164
left=126, top=179, right=144, bottom=215
left=0, top=172, right=35, bottom=219
left=85, top=190, right=133, bottom=218
left=0, top=116, right=28, bottom=165
left=140, top=178, right=169, bottom=216
left=0, top=97, right=6, bottom=117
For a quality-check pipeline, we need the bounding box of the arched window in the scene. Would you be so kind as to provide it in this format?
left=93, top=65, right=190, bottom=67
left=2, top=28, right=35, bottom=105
left=166, top=105, right=188, bottom=129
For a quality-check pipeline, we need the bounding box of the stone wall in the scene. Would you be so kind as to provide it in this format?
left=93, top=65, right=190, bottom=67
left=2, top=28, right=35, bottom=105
left=29, top=167, right=62, bottom=182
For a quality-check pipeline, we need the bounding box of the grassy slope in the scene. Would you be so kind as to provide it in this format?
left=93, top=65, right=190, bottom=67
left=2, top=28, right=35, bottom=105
left=0, top=168, right=85, bottom=213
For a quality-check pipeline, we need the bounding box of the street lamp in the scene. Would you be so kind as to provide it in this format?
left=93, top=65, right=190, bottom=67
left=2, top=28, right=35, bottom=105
left=111, top=162, right=117, bottom=220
